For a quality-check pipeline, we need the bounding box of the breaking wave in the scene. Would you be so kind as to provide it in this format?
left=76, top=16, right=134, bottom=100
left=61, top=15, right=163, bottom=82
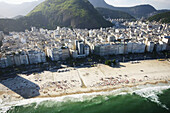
left=0, top=83, right=170, bottom=113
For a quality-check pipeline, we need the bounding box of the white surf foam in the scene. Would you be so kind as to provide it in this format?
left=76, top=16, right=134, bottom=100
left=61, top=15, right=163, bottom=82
left=133, top=85, right=170, bottom=110
left=0, top=83, right=170, bottom=113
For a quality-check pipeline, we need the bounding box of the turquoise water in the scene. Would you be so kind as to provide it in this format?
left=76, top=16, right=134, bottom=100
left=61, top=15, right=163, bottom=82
left=2, top=85, right=170, bottom=113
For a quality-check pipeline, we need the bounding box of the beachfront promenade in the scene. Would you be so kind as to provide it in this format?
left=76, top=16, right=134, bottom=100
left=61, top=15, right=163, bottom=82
left=0, top=60, right=170, bottom=104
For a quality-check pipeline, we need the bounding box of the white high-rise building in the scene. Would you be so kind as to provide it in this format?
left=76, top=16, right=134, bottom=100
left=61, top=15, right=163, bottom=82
left=0, top=57, right=8, bottom=68
left=46, top=47, right=62, bottom=61
left=84, top=45, right=90, bottom=56
left=0, top=31, right=4, bottom=47
left=78, top=42, right=84, bottom=55
left=14, top=53, right=21, bottom=66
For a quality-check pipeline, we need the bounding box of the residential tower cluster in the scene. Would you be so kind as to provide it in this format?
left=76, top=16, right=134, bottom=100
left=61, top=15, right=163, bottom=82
left=0, top=21, right=170, bottom=68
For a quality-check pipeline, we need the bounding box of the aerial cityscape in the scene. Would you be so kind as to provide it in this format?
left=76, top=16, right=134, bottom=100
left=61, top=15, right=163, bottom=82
left=0, top=0, right=170, bottom=113
left=0, top=21, right=170, bottom=68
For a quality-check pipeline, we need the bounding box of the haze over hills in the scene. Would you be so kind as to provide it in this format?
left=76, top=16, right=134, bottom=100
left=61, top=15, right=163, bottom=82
left=0, top=0, right=169, bottom=19
left=88, top=0, right=157, bottom=18
left=12, top=15, right=24, bottom=20
left=0, top=0, right=169, bottom=34
left=0, top=0, right=112, bottom=33
left=0, top=0, right=45, bottom=18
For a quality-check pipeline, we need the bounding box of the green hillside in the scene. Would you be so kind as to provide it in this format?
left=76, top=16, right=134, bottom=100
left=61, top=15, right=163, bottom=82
left=0, top=19, right=27, bottom=34
left=0, top=0, right=113, bottom=33
left=148, top=11, right=170, bottom=23
left=27, top=0, right=112, bottom=29
left=96, top=7, right=135, bottom=20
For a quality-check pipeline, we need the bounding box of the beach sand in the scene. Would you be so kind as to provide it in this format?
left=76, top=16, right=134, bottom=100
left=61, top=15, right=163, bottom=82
left=0, top=60, right=170, bottom=104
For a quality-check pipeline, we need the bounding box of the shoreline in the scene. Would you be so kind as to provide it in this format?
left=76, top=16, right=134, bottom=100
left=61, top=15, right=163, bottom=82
left=0, top=60, right=170, bottom=106
left=35, top=79, right=170, bottom=98
left=0, top=80, right=170, bottom=113
left=0, top=81, right=170, bottom=111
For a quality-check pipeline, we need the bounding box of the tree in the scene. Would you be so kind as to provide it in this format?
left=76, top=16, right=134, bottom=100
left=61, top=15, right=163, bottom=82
left=105, top=60, right=111, bottom=66
left=112, top=59, right=116, bottom=65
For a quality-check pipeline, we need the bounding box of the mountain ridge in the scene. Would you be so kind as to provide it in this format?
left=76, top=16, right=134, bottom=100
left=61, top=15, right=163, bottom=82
left=27, top=0, right=112, bottom=29
left=88, top=0, right=157, bottom=18
left=0, top=0, right=113, bottom=33
left=0, top=0, right=169, bottom=19
left=96, top=7, right=135, bottom=20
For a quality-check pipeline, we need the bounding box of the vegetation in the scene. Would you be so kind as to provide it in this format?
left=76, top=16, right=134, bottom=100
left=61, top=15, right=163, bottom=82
left=27, top=0, right=113, bottom=29
left=148, top=11, right=170, bottom=23
left=105, top=59, right=116, bottom=66
left=0, top=0, right=113, bottom=33
left=0, top=19, right=23, bottom=34
left=96, top=7, right=135, bottom=20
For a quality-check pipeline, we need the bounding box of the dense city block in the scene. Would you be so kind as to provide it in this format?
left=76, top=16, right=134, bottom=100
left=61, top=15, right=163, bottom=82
left=0, top=20, right=170, bottom=68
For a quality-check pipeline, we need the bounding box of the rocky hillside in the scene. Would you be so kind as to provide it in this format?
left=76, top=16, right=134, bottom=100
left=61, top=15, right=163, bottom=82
left=0, top=0, right=113, bottom=33
left=27, top=0, right=112, bottom=29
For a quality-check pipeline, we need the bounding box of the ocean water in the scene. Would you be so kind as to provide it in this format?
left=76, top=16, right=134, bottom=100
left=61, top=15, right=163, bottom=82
left=1, top=83, right=170, bottom=113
